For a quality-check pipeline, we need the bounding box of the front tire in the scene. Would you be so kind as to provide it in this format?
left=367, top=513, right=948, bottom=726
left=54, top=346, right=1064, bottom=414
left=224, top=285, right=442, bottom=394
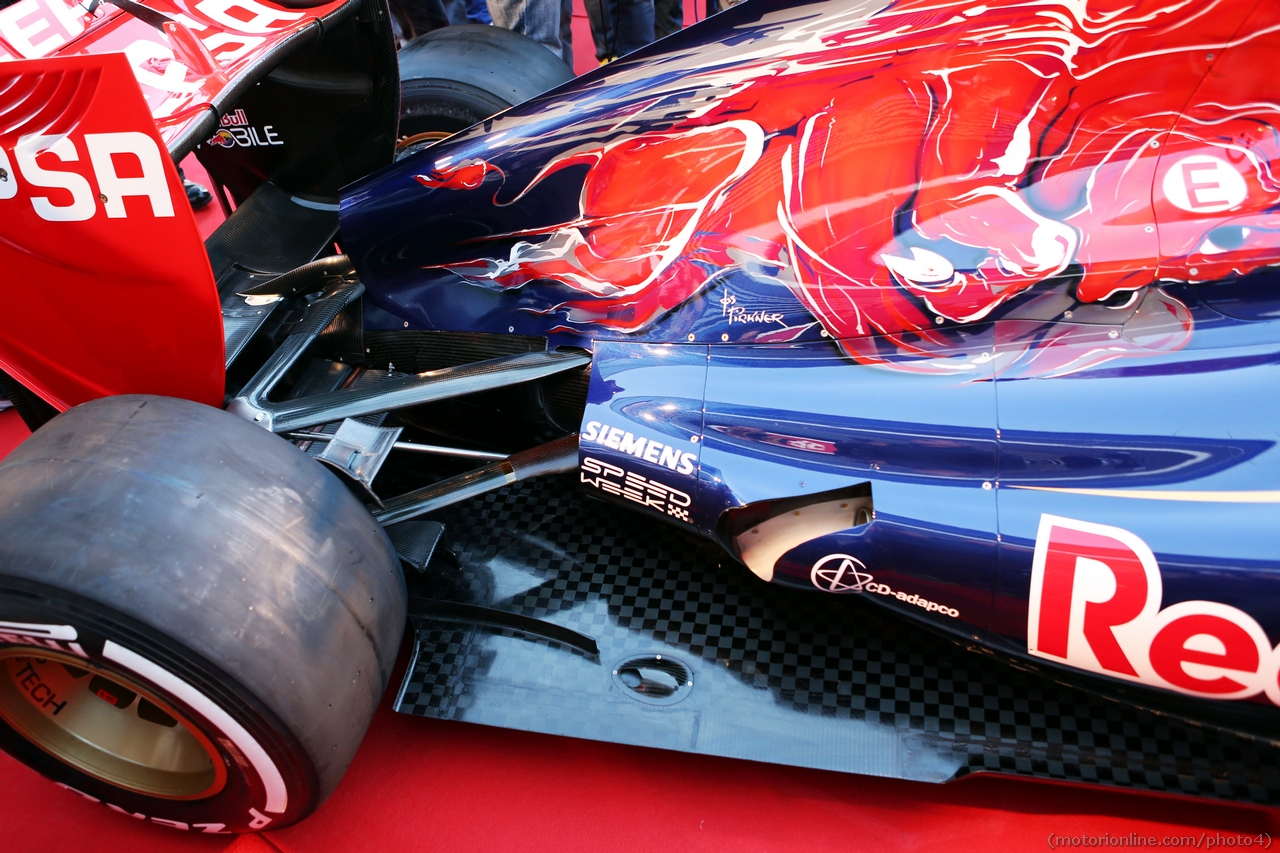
left=0, top=396, right=406, bottom=832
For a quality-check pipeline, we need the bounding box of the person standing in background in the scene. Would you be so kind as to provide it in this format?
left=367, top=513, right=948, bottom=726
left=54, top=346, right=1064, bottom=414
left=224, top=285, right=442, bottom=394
left=487, top=0, right=574, bottom=70
left=467, top=0, right=494, bottom=24
left=177, top=167, right=212, bottom=210
left=394, top=0, right=492, bottom=43
left=584, top=0, right=680, bottom=65
left=654, top=0, right=681, bottom=40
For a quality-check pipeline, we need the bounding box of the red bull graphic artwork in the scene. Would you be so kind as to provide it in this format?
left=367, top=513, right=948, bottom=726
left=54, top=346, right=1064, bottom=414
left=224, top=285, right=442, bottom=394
left=345, top=0, right=1279, bottom=378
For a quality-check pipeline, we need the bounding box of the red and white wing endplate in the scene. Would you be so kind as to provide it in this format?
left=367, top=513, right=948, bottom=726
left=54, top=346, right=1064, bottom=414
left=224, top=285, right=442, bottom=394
left=0, top=53, right=224, bottom=408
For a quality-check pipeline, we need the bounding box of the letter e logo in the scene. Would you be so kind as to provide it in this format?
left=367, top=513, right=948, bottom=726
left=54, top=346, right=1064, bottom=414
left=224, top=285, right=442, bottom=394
left=1162, top=155, right=1248, bottom=214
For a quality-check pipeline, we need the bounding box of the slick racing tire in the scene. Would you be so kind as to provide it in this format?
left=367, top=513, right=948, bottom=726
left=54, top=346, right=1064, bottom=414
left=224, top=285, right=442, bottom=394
left=0, top=396, right=406, bottom=833
left=396, top=24, right=575, bottom=157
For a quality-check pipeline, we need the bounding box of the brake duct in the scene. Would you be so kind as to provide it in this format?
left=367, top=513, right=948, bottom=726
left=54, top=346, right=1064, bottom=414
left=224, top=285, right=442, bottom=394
left=721, top=487, right=874, bottom=582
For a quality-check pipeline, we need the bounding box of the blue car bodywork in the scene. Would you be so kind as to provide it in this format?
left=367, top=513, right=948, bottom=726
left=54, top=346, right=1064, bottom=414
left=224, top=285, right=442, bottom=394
left=341, top=0, right=1280, bottom=720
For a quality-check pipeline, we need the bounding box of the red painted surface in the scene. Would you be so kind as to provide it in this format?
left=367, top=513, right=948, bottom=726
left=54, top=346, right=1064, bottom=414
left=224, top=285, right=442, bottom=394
left=0, top=54, right=224, bottom=411
left=0, top=633, right=1276, bottom=852
left=0, top=0, right=348, bottom=148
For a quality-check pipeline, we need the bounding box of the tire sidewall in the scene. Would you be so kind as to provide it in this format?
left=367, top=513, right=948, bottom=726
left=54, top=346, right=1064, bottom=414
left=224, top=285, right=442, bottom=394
left=0, top=578, right=317, bottom=834
left=396, top=23, right=575, bottom=141
left=399, top=78, right=511, bottom=138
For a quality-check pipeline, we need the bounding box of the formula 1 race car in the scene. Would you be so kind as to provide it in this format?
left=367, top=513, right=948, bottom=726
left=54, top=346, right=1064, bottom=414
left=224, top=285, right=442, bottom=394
left=1, top=0, right=1279, bottom=833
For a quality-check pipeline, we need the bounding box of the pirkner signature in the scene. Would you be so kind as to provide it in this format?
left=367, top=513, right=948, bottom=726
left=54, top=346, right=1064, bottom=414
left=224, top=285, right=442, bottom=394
left=720, top=291, right=785, bottom=326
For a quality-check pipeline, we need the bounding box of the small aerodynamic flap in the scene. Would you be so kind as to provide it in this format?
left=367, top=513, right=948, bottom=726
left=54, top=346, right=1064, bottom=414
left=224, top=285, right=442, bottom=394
left=0, top=53, right=224, bottom=410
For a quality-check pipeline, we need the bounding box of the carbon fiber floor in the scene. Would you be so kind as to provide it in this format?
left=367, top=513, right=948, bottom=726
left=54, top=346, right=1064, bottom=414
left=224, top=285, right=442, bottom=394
left=395, top=475, right=1280, bottom=804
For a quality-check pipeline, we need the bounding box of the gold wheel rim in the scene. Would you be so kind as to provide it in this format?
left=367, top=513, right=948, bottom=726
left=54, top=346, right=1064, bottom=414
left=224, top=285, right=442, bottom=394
left=0, top=649, right=227, bottom=800
left=395, top=130, right=452, bottom=160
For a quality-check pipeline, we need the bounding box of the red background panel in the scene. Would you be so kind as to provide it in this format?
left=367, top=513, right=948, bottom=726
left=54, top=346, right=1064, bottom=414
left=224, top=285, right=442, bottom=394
left=0, top=411, right=1277, bottom=851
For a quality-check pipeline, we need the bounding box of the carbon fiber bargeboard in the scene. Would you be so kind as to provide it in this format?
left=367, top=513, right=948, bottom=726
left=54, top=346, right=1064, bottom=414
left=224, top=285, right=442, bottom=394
left=394, top=475, right=1280, bottom=805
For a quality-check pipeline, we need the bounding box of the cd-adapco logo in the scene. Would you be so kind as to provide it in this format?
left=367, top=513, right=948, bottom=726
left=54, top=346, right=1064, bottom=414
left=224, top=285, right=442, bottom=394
left=810, top=554, right=872, bottom=593
left=810, top=555, right=960, bottom=618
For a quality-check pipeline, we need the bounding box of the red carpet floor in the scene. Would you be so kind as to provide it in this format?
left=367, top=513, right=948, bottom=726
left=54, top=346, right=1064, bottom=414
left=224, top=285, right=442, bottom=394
left=1, top=415, right=1278, bottom=851
left=4, top=24, right=1280, bottom=847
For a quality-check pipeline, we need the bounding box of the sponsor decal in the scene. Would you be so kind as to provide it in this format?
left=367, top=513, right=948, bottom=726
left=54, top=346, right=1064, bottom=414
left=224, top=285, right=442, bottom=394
left=810, top=554, right=872, bottom=592
left=868, top=582, right=961, bottom=618
left=9, top=659, right=68, bottom=715
left=0, top=0, right=92, bottom=60
left=582, top=421, right=696, bottom=476
left=719, top=289, right=785, bottom=326
left=770, top=435, right=837, bottom=454
left=709, top=424, right=837, bottom=455
left=0, top=619, right=88, bottom=658
left=205, top=110, right=283, bottom=148
left=580, top=456, right=692, bottom=523
left=1162, top=155, right=1248, bottom=214
left=1, top=132, right=174, bottom=222
left=808, top=556, right=960, bottom=617
left=193, top=0, right=303, bottom=35
left=0, top=0, right=310, bottom=105
left=57, top=784, right=231, bottom=832
left=1028, top=514, right=1280, bottom=704
left=0, top=0, right=308, bottom=104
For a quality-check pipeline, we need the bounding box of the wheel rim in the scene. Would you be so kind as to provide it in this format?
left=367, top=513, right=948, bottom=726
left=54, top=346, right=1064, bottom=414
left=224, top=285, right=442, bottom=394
left=394, top=130, right=453, bottom=161
left=0, top=650, right=227, bottom=800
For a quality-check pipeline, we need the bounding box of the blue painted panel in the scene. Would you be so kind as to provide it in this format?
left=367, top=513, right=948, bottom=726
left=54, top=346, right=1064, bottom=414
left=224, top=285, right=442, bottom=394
left=993, top=302, right=1280, bottom=685
left=701, top=339, right=999, bottom=636
left=577, top=341, right=707, bottom=530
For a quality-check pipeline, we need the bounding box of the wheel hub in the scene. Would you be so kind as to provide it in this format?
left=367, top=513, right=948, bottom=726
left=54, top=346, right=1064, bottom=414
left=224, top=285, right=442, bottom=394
left=0, top=650, right=226, bottom=800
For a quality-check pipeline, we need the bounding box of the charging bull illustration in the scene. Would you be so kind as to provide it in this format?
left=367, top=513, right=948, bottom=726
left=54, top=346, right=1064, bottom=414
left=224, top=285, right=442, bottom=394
left=382, top=0, right=1280, bottom=376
